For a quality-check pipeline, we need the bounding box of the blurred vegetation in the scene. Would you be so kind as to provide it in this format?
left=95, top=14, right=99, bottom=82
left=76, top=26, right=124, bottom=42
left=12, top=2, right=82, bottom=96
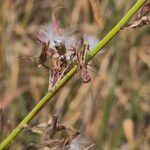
left=0, top=0, right=150, bottom=149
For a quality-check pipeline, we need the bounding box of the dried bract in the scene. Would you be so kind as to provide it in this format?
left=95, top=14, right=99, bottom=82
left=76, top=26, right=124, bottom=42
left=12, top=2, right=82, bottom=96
left=24, top=115, right=93, bottom=150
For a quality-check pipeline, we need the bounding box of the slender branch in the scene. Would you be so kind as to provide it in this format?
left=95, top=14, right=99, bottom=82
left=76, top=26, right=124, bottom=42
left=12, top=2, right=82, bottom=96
left=0, top=0, right=146, bottom=149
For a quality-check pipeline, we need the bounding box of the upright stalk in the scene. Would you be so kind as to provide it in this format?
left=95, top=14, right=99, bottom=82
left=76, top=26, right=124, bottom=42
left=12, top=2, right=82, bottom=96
left=0, top=0, right=146, bottom=149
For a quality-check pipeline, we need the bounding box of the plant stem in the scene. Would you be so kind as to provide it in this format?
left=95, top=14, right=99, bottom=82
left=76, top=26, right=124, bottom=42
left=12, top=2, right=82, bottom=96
left=0, top=0, right=146, bottom=149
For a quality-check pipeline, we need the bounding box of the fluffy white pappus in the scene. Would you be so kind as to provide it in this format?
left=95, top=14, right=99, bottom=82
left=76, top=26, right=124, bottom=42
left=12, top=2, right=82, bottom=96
left=37, top=24, right=64, bottom=50
left=83, top=34, right=99, bottom=50
left=63, top=35, right=83, bottom=51
left=64, top=135, right=93, bottom=150
left=37, top=22, right=104, bottom=55
left=84, top=34, right=105, bottom=54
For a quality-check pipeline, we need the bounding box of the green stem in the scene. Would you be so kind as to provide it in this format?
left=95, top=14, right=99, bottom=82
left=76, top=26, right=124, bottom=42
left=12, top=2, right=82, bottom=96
left=0, top=0, right=146, bottom=149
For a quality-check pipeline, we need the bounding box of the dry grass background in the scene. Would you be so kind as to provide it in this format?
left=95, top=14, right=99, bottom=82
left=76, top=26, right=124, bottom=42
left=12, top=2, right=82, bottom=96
left=0, top=0, right=150, bottom=149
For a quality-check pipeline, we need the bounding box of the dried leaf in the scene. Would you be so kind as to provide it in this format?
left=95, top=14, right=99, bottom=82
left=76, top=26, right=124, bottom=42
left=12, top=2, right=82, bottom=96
left=136, top=2, right=150, bottom=19
left=126, top=16, right=150, bottom=28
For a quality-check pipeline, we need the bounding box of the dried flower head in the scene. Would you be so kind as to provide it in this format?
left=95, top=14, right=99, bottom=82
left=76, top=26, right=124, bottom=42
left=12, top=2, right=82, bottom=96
left=37, top=18, right=101, bottom=91
left=24, top=115, right=94, bottom=150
